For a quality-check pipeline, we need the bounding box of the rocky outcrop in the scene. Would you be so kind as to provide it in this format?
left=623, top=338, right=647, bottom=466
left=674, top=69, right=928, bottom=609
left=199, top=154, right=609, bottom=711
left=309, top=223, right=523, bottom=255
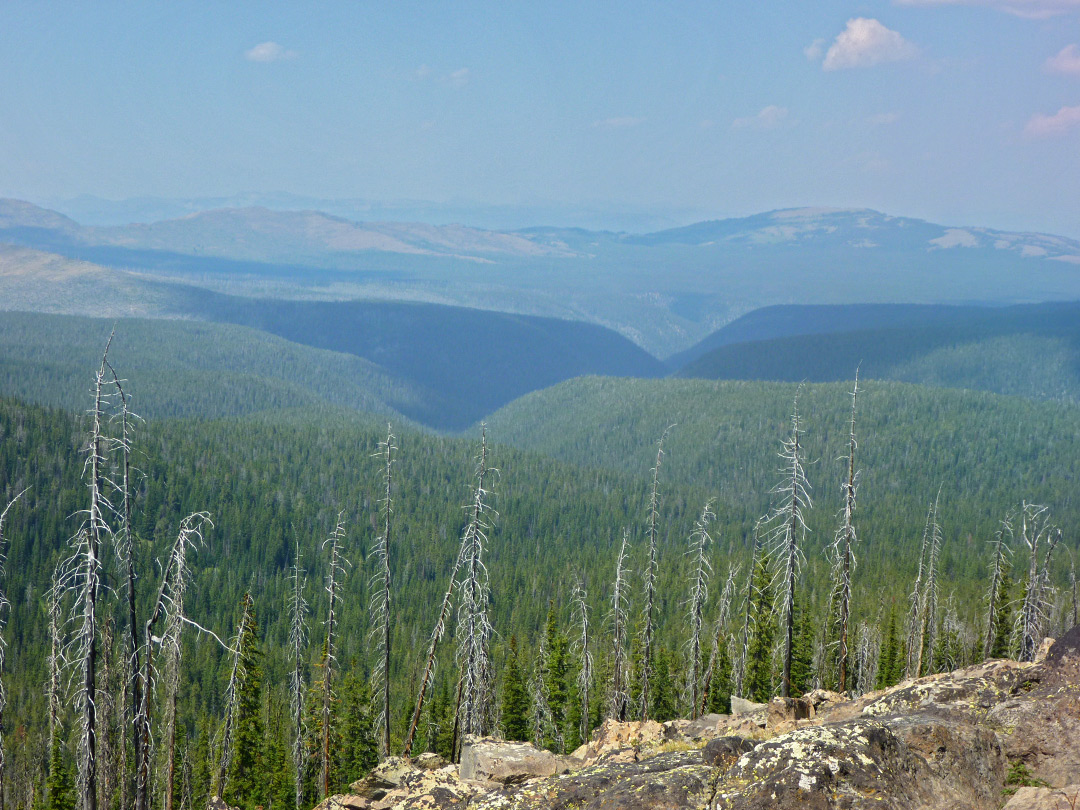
left=322, top=628, right=1080, bottom=810
left=1002, top=785, right=1080, bottom=810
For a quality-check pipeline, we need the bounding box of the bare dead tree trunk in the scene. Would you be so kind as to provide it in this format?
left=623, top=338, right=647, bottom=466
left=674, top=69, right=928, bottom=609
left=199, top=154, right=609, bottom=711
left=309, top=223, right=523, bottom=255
left=370, top=426, right=395, bottom=759
left=453, top=428, right=496, bottom=760
left=685, top=499, right=715, bottom=718
left=915, top=491, right=942, bottom=676
left=833, top=371, right=859, bottom=694
left=213, top=593, right=254, bottom=800
left=0, top=489, right=28, bottom=810
left=608, top=529, right=631, bottom=721
left=905, top=502, right=933, bottom=679
left=289, top=539, right=308, bottom=810
left=640, top=425, right=673, bottom=720
left=321, top=513, right=348, bottom=798
left=767, top=393, right=811, bottom=699
left=402, top=537, right=467, bottom=758
left=983, top=514, right=1013, bottom=660
left=736, top=522, right=764, bottom=697
left=108, top=369, right=147, bottom=810
left=570, top=581, right=592, bottom=741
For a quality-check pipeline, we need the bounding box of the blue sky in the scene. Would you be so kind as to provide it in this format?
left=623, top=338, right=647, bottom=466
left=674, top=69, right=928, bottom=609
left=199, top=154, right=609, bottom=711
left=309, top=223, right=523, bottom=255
left=1, top=1, right=1078, bottom=235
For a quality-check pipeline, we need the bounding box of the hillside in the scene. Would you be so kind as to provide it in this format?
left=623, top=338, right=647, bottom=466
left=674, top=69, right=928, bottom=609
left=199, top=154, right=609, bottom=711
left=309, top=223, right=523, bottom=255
left=0, top=312, right=434, bottom=424
left=674, top=301, right=1080, bottom=403
left=484, top=377, right=1080, bottom=571
left=5, top=199, right=1080, bottom=356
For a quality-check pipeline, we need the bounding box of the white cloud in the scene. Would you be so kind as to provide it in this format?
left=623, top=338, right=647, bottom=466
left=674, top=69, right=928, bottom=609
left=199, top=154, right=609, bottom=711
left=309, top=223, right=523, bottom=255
left=822, top=18, right=918, bottom=71
left=414, top=64, right=432, bottom=80
left=1023, top=104, right=1080, bottom=137
left=732, top=105, right=789, bottom=130
left=244, top=42, right=298, bottom=63
left=804, top=38, right=826, bottom=61
left=897, top=0, right=1080, bottom=18
left=1046, top=44, right=1080, bottom=75
left=591, top=116, right=646, bottom=129
left=868, top=111, right=901, bottom=125
left=445, top=67, right=470, bottom=88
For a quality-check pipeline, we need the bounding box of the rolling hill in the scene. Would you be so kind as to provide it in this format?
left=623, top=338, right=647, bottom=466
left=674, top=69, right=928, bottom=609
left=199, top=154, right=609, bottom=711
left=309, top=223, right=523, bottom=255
left=5, top=199, right=1080, bottom=356
left=674, top=301, right=1080, bottom=403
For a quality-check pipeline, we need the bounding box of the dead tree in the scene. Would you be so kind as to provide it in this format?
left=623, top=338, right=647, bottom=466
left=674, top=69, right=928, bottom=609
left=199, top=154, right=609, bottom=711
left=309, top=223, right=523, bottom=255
left=700, top=563, right=739, bottom=717
left=321, top=513, right=348, bottom=797
left=767, top=393, right=812, bottom=698
left=104, top=365, right=148, bottom=810
left=452, top=429, right=497, bottom=758
left=685, top=499, right=715, bottom=718
left=918, top=492, right=943, bottom=675
left=154, top=513, right=211, bottom=810
left=47, top=563, right=65, bottom=756
left=370, top=425, right=395, bottom=759
left=58, top=333, right=117, bottom=810
left=0, top=489, right=27, bottom=810
left=1017, top=503, right=1060, bottom=661
left=607, top=529, right=631, bottom=720
left=288, top=539, right=309, bottom=810
left=402, top=538, right=467, bottom=759
left=570, top=581, right=592, bottom=741
left=213, top=593, right=254, bottom=800
left=736, top=521, right=765, bottom=697
left=640, top=425, right=673, bottom=720
left=905, top=502, right=934, bottom=679
left=830, top=371, right=859, bottom=693
left=982, top=514, right=1014, bottom=660
left=1069, top=551, right=1078, bottom=630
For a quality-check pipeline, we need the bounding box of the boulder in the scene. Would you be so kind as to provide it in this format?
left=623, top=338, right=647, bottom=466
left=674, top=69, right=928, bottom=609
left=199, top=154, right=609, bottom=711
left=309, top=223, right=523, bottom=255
left=701, top=735, right=755, bottom=767
left=312, top=796, right=370, bottom=810
left=459, top=736, right=559, bottom=784
left=765, top=696, right=813, bottom=734
left=730, top=695, right=767, bottom=716
left=1003, top=785, right=1080, bottom=810
left=571, top=718, right=666, bottom=763
left=471, top=750, right=713, bottom=810
left=414, top=752, right=448, bottom=771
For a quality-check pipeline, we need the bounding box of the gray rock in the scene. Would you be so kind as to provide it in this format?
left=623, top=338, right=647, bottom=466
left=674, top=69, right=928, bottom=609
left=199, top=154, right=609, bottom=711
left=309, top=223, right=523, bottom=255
left=459, top=736, right=559, bottom=784
left=730, top=695, right=767, bottom=716
left=1003, top=785, right=1080, bottom=810
left=701, top=735, right=755, bottom=767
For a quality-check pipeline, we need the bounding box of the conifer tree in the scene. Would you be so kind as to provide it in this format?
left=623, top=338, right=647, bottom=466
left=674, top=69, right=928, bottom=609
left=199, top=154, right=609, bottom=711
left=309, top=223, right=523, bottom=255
left=287, top=539, right=308, bottom=810
left=540, top=602, right=569, bottom=753
left=876, top=610, right=902, bottom=690
left=0, top=488, right=26, bottom=810
left=500, top=636, right=530, bottom=742
left=700, top=564, right=738, bottom=716
left=650, top=647, right=677, bottom=721
left=744, top=550, right=776, bottom=703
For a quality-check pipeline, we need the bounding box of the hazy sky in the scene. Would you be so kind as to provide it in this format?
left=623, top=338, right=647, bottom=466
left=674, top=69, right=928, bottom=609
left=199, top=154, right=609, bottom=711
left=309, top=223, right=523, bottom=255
left=1, top=1, right=1078, bottom=235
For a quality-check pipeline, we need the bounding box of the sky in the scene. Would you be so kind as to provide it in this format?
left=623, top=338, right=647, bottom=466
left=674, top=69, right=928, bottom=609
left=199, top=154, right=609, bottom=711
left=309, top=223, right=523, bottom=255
left=1, top=1, right=1079, bottom=235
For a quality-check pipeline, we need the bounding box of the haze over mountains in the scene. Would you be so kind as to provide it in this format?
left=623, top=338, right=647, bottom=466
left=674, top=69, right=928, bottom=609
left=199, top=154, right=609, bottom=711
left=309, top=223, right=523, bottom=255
left=2, top=196, right=1080, bottom=430
left=3, top=198, right=1079, bottom=357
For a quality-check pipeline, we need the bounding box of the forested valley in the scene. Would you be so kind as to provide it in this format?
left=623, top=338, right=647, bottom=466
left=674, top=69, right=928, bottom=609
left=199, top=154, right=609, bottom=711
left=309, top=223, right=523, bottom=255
left=0, top=337, right=1078, bottom=810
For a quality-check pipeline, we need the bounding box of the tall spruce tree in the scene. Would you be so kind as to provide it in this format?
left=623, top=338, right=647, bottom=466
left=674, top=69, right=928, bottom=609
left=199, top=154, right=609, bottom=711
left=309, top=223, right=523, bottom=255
left=500, top=636, right=530, bottom=743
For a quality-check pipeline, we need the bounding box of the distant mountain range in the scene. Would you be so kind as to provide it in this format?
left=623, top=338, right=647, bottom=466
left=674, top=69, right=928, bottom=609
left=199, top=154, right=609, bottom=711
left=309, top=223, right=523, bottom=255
left=3, top=198, right=1079, bottom=357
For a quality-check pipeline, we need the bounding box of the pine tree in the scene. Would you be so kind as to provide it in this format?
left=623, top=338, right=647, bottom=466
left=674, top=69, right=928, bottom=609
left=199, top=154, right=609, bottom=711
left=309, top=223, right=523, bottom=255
left=650, top=647, right=677, bottom=721
left=744, top=549, right=776, bottom=703
left=339, top=669, right=378, bottom=787
left=705, top=642, right=732, bottom=715
left=501, top=636, right=530, bottom=743
left=876, top=610, right=902, bottom=690
left=223, top=596, right=265, bottom=810
left=46, top=733, right=76, bottom=810
left=789, top=608, right=815, bottom=697
left=540, top=603, right=569, bottom=753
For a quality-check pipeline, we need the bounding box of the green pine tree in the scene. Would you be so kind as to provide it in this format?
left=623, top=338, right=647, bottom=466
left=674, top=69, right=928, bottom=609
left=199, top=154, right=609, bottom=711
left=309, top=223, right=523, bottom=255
left=649, top=646, right=677, bottom=721
left=45, top=734, right=76, bottom=810
left=541, top=603, right=569, bottom=752
left=339, top=669, right=378, bottom=786
left=705, top=642, right=733, bottom=715
left=990, top=569, right=1015, bottom=659
left=224, top=594, right=266, bottom=810
left=500, top=636, right=531, bottom=742
left=876, top=610, right=903, bottom=690
left=745, top=554, right=776, bottom=703
left=790, top=608, right=815, bottom=696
